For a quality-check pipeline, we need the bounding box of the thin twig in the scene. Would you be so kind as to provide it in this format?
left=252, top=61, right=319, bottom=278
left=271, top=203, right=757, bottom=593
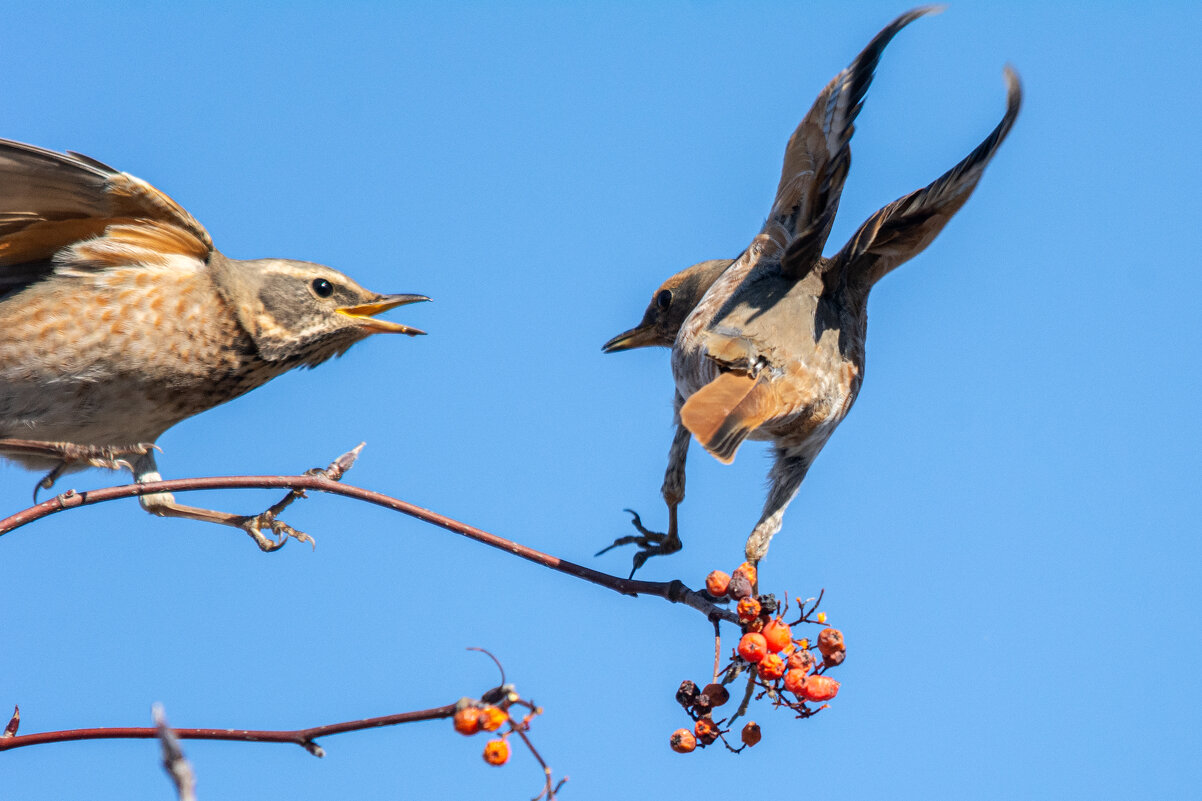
left=510, top=723, right=564, bottom=801
left=0, top=704, right=458, bottom=755
left=712, top=619, right=723, bottom=683
left=154, top=705, right=197, bottom=801
left=0, top=471, right=736, bottom=623
left=729, top=672, right=757, bottom=727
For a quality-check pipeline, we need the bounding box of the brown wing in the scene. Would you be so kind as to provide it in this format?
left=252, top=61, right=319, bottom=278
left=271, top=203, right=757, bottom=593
left=0, top=138, right=212, bottom=295
left=769, top=6, right=941, bottom=279
left=832, top=67, right=1022, bottom=290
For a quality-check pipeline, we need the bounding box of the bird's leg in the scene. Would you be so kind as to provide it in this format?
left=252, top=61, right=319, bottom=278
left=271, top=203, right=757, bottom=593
left=0, top=438, right=158, bottom=500
left=132, top=450, right=321, bottom=552
left=597, top=416, right=691, bottom=577
left=744, top=449, right=812, bottom=564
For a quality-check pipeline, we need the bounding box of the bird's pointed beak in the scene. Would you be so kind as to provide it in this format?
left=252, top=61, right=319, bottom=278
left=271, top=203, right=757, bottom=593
left=337, top=293, right=430, bottom=336
left=602, top=324, right=659, bottom=353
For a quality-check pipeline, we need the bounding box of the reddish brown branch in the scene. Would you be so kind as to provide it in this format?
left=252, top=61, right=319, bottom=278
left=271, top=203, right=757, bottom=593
left=0, top=703, right=457, bottom=756
left=0, top=472, right=736, bottom=624
left=5, top=679, right=564, bottom=796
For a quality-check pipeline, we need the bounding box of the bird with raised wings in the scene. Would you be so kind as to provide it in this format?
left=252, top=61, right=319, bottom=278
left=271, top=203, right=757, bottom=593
left=602, top=6, right=1021, bottom=572
left=0, top=139, right=428, bottom=549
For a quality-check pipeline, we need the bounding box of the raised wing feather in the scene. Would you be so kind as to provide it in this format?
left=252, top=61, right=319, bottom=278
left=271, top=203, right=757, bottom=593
left=770, top=6, right=941, bottom=279
left=832, top=67, right=1022, bottom=290
left=0, top=138, right=212, bottom=295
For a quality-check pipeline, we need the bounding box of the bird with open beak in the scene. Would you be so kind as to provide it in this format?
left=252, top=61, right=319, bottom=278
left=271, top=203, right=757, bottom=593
left=0, top=137, right=428, bottom=549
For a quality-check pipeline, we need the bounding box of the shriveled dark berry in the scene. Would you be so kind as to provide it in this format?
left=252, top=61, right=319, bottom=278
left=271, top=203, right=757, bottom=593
left=675, top=680, right=701, bottom=709
left=700, top=683, right=730, bottom=708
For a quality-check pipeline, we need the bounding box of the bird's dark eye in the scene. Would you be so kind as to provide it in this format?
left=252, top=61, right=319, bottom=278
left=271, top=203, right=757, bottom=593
left=312, top=278, right=334, bottom=298
left=656, top=289, right=672, bottom=310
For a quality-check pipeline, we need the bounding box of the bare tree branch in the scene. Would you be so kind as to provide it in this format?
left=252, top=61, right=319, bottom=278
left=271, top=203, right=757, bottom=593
left=0, top=466, right=736, bottom=623
left=0, top=703, right=458, bottom=755
left=3, top=687, right=565, bottom=798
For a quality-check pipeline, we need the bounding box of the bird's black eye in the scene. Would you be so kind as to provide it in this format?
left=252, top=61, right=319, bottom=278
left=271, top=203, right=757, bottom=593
left=312, top=278, right=334, bottom=298
left=656, top=289, right=672, bottom=310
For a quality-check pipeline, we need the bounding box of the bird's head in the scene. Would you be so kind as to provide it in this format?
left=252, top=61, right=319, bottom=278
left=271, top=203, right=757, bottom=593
left=602, top=258, right=732, bottom=353
left=212, top=256, right=429, bottom=366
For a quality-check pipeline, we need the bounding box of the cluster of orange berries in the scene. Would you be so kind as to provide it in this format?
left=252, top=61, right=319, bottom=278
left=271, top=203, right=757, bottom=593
left=453, top=700, right=513, bottom=766
left=669, top=563, right=848, bottom=753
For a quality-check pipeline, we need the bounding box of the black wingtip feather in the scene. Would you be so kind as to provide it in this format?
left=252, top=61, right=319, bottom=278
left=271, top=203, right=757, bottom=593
left=842, top=6, right=944, bottom=114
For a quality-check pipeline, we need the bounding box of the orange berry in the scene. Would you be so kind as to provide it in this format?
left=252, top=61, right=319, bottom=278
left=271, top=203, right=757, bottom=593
left=735, top=562, right=757, bottom=586
left=670, top=728, right=697, bottom=753
left=797, top=638, right=810, bottom=650
left=816, top=612, right=827, bottom=624
left=757, top=652, right=786, bottom=680
left=799, top=674, right=841, bottom=702
left=787, top=649, right=816, bottom=673
left=479, top=705, right=508, bottom=732
left=483, top=738, right=509, bottom=765
left=817, top=628, right=844, bottom=656
left=736, top=596, right=762, bottom=623
left=783, top=668, right=808, bottom=694
left=761, top=618, right=792, bottom=652
left=705, top=570, right=731, bottom=596
left=694, top=717, right=720, bottom=745
left=737, top=632, right=769, bottom=663
left=700, top=683, right=730, bottom=708
left=452, top=706, right=482, bottom=736
left=741, top=721, right=762, bottom=747
left=818, top=627, right=846, bottom=667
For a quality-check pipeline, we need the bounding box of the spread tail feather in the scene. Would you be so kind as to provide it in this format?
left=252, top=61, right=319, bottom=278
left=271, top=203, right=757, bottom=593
left=681, top=372, right=775, bottom=464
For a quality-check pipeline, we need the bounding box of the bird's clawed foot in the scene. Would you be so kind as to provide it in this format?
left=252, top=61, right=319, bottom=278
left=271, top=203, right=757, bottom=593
left=595, top=508, right=682, bottom=578
left=133, top=443, right=364, bottom=552
left=0, top=439, right=160, bottom=501
left=234, top=508, right=315, bottom=552
left=225, top=446, right=365, bottom=552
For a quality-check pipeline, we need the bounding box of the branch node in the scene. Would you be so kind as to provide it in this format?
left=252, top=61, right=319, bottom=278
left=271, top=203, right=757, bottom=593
left=325, top=442, right=365, bottom=480
left=663, top=579, right=689, bottom=602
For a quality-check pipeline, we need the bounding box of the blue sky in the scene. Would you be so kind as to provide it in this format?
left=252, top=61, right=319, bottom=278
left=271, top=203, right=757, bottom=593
left=2, top=2, right=1199, bottom=798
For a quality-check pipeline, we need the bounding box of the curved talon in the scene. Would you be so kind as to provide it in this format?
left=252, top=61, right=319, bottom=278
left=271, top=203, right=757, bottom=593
left=34, top=464, right=66, bottom=501
left=623, top=508, right=662, bottom=539
left=593, top=541, right=622, bottom=557
left=264, top=522, right=291, bottom=552
left=275, top=521, right=316, bottom=551
left=237, top=513, right=315, bottom=553
left=22, top=441, right=161, bottom=502
left=239, top=516, right=288, bottom=552
left=594, top=507, right=681, bottom=577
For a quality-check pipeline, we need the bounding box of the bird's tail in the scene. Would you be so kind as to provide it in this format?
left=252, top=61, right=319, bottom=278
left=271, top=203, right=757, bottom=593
left=680, top=372, right=774, bottom=464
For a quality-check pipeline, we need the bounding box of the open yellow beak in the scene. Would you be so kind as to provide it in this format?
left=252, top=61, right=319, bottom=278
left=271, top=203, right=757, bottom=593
left=337, top=294, right=430, bottom=336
